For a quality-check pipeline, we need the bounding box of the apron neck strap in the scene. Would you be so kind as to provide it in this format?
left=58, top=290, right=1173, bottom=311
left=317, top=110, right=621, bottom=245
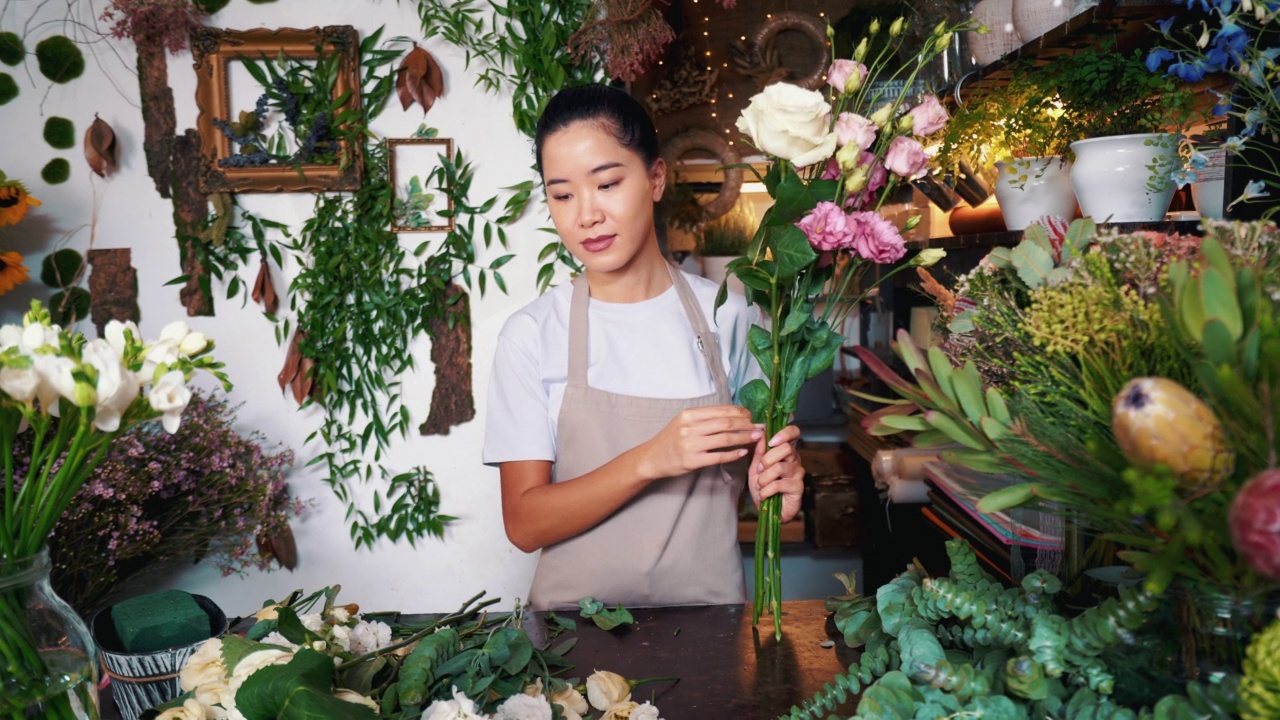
left=568, top=265, right=732, bottom=398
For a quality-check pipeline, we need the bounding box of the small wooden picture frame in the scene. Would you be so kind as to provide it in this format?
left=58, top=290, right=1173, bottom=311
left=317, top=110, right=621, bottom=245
left=192, top=26, right=364, bottom=193
left=388, top=138, right=455, bottom=233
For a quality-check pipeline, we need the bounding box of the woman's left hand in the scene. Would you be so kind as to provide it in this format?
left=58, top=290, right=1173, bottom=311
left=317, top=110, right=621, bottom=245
left=747, top=425, right=805, bottom=523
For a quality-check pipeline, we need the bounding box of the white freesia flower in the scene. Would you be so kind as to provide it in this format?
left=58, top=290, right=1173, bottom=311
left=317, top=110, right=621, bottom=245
left=334, top=689, right=380, bottom=710
left=21, top=322, right=54, bottom=353
left=736, top=83, right=836, bottom=168
left=180, top=638, right=226, bottom=692
left=586, top=671, right=631, bottom=711
left=160, top=321, right=192, bottom=344
left=549, top=685, right=588, bottom=716
left=147, top=370, right=192, bottom=433
left=420, top=686, right=488, bottom=720
left=33, top=355, right=78, bottom=414
left=0, top=366, right=39, bottom=403
left=227, top=647, right=293, bottom=692
left=179, top=331, right=209, bottom=356
left=495, top=693, right=551, bottom=720
left=156, top=698, right=208, bottom=720
left=350, top=619, right=392, bottom=655
left=81, top=339, right=141, bottom=432
left=141, top=338, right=181, bottom=380
left=103, top=320, right=140, bottom=358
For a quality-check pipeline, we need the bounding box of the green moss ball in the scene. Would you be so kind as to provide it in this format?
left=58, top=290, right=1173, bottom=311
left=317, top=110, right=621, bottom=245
left=35, top=36, right=84, bottom=84
left=43, top=117, right=75, bottom=149
left=195, top=0, right=232, bottom=11
left=41, top=158, right=70, bottom=184
left=0, top=73, right=16, bottom=105
left=0, top=32, right=24, bottom=66
left=41, top=249, right=85, bottom=288
left=49, top=287, right=90, bottom=326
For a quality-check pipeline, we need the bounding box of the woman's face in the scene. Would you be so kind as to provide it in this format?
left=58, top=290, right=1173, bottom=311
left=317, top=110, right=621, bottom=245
left=540, top=120, right=666, bottom=276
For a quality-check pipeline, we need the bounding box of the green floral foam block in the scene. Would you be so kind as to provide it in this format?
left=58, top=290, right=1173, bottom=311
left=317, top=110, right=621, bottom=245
left=110, top=589, right=209, bottom=653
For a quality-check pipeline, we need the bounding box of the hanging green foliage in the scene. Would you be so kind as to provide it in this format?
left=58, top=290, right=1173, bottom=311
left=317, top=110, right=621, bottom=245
left=40, top=249, right=85, bottom=288
left=0, top=32, right=24, bottom=66
left=0, top=73, right=16, bottom=104
left=35, top=35, right=84, bottom=83
left=43, top=117, right=75, bottom=149
left=41, top=158, right=70, bottom=184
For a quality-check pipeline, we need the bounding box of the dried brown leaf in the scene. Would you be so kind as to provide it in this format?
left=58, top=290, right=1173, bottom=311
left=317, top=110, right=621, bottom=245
left=396, top=46, right=445, bottom=115
left=292, top=355, right=314, bottom=404
left=84, top=114, right=118, bottom=178
left=257, top=525, right=298, bottom=571
left=278, top=329, right=303, bottom=392
left=251, top=255, right=279, bottom=315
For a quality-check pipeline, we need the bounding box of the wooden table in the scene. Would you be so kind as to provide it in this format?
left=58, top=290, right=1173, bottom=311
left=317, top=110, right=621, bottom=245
left=102, top=600, right=858, bottom=720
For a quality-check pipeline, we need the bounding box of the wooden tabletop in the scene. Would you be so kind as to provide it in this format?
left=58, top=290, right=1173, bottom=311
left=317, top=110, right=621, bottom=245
left=103, top=600, right=858, bottom=720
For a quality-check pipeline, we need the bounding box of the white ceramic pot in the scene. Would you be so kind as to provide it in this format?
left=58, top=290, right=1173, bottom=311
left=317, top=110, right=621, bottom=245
left=1012, top=0, right=1072, bottom=41
left=993, top=156, right=1078, bottom=230
left=699, top=255, right=745, bottom=296
left=1069, top=133, right=1181, bottom=223
left=969, top=0, right=1022, bottom=66
left=1190, top=146, right=1227, bottom=219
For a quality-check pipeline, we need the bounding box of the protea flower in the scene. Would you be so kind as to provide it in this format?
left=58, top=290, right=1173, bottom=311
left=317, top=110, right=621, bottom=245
left=1230, top=469, right=1280, bottom=581
left=1112, top=377, right=1235, bottom=490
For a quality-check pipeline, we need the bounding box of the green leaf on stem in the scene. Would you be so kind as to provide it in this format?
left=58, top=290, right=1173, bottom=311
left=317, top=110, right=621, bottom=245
left=738, top=379, right=771, bottom=424
left=236, top=648, right=378, bottom=720
left=767, top=225, right=818, bottom=281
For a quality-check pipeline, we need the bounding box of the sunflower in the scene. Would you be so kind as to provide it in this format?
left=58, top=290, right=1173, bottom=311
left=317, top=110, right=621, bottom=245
left=0, top=251, right=29, bottom=295
left=0, top=175, right=41, bottom=227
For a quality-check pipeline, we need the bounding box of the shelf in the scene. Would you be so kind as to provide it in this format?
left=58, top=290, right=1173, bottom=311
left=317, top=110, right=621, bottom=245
left=906, top=219, right=1206, bottom=250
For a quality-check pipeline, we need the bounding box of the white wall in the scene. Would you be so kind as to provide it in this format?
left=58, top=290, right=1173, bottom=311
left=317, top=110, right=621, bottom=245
left=0, top=0, right=558, bottom=615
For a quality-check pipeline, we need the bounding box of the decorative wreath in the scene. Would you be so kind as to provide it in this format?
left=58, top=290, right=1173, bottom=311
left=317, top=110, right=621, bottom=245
left=661, top=129, right=743, bottom=224
left=752, top=12, right=830, bottom=90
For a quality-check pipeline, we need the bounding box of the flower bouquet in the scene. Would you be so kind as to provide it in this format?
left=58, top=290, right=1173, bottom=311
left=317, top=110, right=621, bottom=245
left=156, top=587, right=668, bottom=720
left=855, top=217, right=1280, bottom=671
left=1, top=302, right=228, bottom=719
left=726, top=15, right=975, bottom=638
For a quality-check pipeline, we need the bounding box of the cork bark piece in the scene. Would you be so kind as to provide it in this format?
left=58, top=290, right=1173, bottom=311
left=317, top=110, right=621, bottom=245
left=419, top=284, right=475, bottom=436
left=87, top=248, right=139, bottom=337
left=171, top=130, right=213, bottom=316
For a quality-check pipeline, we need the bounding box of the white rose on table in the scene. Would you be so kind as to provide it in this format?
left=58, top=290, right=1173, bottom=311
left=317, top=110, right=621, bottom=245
left=179, top=638, right=226, bottom=692
left=736, top=83, right=837, bottom=168
left=156, top=698, right=208, bottom=720
left=227, top=647, right=293, bottom=692
left=420, top=686, right=488, bottom=720
left=494, top=692, right=552, bottom=720
left=602, top=701, right=665, bottom=720
left=585, top=671, right=631, bottom=711
left=549, top=685, right=588, bottom=717
left=191, top=678, right=233, bottom=719
left=147, top=369, right=192, bottom=433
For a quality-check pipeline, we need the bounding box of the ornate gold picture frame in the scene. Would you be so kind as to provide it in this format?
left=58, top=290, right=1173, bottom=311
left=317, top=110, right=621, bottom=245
left=192, top=26, right=364, bottom=193
left=388, top=138, right=456, bottom=233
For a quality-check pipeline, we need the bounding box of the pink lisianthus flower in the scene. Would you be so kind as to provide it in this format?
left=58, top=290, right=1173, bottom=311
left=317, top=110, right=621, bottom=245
left=796, top=201, right=854, bottom=251
left=848, top=211, right=906, bottom=263
left=834, top=112, right=878, bottom=153
left=827, top=60, right=867, bottom=94
left=1229, top=469, right=1280, bottom=581
left=821, top=157, right=841, bottom=181
left=884, top=136, right=930, bottom=179
left=907, top=94, right=949, bottom=137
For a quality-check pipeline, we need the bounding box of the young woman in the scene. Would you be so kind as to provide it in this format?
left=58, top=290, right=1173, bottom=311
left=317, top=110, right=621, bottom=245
left=483, top=84, right=805, bottom=611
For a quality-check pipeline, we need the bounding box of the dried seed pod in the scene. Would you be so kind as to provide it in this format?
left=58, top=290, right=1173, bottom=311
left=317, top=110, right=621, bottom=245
left=83, top=114, right=117, bottom=178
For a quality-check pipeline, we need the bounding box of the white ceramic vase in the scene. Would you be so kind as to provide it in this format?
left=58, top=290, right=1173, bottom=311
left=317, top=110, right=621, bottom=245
left=1012, top=0, right=1072, bottom=41
left=1190, top=145, right=1227, bottom=219
left=699, top=255, right=745, bottom=296
left=993, top=156, right=1078, bottom=230
left=969, top=0, right=1023, bottom=66
left=1069, top=133, right=1181, bottom=223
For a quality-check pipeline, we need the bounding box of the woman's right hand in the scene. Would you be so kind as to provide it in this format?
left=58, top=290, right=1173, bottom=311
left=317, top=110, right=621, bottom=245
left=635, top=405, right=763, bottom=481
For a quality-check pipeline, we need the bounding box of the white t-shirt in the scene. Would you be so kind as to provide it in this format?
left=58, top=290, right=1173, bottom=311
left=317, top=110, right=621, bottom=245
left=482, top=271, right=765, bottom=466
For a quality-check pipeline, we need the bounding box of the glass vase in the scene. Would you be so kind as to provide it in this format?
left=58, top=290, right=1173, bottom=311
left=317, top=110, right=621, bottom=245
left=0, top=548, right=100, bottom=720
left=1175, top=581, right=1280, bottom=683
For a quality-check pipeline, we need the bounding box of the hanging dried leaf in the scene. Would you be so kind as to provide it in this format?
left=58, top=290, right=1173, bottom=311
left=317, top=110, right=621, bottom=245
left=278, top=329, right=303, bottom=392
left=256, top=524, right=298, bottom=571
left=293, top=355, right=315, bottom=404
left=251, top=254, right=279, bottom=315
left=396, top=46, right=445, bottom=115
left=83, top=114, right=117, bottom=178
left=278, top=329, right=316, bottom=406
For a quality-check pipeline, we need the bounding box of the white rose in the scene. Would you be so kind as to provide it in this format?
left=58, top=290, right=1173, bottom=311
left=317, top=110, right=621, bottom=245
left=103, top=320, right=140, bottom=358
left=735, top=83, right=836, bottom=168
left=350, top=620, right=392, bottom=655
left=334, top=689, right=380, bottom=711
left=180, top=638, right=226, bottom=692
left=227, top=648, right=293, bottom=691
left=585, top=671, right=631, bottom=711
left=192, top=678, right=233, bottom=718
left=147, top=370, right=192, bottom=433
left=156, top=698, right=208, bottom=720
left=81, top=339, right=141, bottom=432
left=600, top=701, right=639, bottom=720
left=420, top=686, right=487, bottom=720
left=495, top=693, right=552, bottom=720
left=549, top=686, right=588, bottom=716
left=0, top=365, right=39, bottom=403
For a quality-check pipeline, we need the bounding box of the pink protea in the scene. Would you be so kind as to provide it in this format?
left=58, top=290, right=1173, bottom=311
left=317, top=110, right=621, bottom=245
left=848, top=211, right=906, bottom=263
left=1230, top=468, right=1280, bottom=581
left=796, top=201, right=854, bottom=251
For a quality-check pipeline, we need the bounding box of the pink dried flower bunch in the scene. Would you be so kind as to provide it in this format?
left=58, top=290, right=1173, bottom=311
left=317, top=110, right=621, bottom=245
left=567, top=0, right=675, bottom=82
left=12, top=390, right=303, bottom=614
left=101, top=0, right=207, bottom=55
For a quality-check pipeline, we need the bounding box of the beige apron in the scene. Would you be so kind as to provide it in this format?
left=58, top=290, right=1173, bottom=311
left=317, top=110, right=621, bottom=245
left=527, top=264, right=747, bottom=610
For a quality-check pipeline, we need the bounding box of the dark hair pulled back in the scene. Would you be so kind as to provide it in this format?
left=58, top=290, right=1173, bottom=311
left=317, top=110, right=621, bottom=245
left=534, top=84, right=659, bottom=174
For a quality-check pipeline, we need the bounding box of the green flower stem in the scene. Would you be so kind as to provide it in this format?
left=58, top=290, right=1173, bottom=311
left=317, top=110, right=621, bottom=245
left=753, top=272, right=788, bottom=639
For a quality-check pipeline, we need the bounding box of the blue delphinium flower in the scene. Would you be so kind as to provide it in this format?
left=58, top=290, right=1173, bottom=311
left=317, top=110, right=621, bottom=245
left=1224, top=135, right=1246, bottom=153
left=1207, top=88, right=1232, bottom=117
left=1242, top=180, right=1270, bottom=200
left=1188, top=150, right=1211, bottom=170
left=1168, top=58, right=1211, bottom=82
left=1243, top=107, right=1267, bottom=137
left=1156, top=16, right=1177, bottom=33
left=1171, top=167, right=1199, bottom=188
left=1206, top=21, right=1249, bottom=69
left=1147, top=47, right=1175, bottom=72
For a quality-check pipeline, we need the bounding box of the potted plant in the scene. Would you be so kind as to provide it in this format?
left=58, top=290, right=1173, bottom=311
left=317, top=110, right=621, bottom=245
left=693, top=201, right=755, bottom=294
left=932, top=58, right=1077, bottom=230
left=1045, top=41, right=1201, bottom=222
